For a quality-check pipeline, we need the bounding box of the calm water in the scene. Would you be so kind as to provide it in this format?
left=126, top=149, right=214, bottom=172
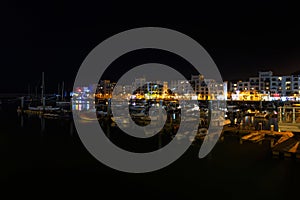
left=1, top=102, right=300, bottom=199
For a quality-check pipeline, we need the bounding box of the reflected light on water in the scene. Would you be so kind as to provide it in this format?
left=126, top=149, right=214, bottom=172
left=72, top=100, right=92, bottom=111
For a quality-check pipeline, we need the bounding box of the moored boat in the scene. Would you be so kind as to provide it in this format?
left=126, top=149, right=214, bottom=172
left=28, top=106, right=60, bottom=111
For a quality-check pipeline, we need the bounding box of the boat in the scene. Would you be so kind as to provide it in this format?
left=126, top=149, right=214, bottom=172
left=254, top=112, right=268, bottom=118
left=56, top=101, right=70, bottom=107
left=27, top=72, right=60, bottom=112
left=43, top=113, right=60, bottom=119
left=97, top=110, right=108, bottom=116
left=131, top=109, right=147, bottom=118
left=111, top=116, right=130, bottom=124
left=28, top=106, right=60, bottom=111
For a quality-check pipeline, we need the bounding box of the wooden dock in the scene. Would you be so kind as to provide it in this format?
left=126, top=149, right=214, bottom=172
left=227, top=126, right=300, bottom=159
left=272, top=136, right=300, bottom=159
left=278, top=122, right=300, bottom=133
left=240, top=131, right=264, bottom=144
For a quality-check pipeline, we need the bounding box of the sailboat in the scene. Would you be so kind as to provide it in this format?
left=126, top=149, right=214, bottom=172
left=28, top=72, right=60, bottom=112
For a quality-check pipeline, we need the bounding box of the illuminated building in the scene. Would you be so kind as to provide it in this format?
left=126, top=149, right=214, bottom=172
left=227, top=70, right=300, bottom=101
left=190, top=75, right=226, bottom=100
left=249, top=77, right=259, bottom=91
left=96, top=80, right=116, bottom=99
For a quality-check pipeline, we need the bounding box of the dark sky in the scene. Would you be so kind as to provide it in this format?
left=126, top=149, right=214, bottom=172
left=1, top=1, right=300, bottom=93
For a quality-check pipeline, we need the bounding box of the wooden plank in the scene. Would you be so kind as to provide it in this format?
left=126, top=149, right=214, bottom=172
left=279, top=122, right=300, bottom=132
left=272, top=137, right=298, bottom=152
left=288, top=142, right=300, bottom=153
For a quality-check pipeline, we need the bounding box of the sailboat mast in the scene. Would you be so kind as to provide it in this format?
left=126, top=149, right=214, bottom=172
left=41, top=71, right=46, bottom=111
left=61, top=81, right=64, bottom=101
left=41, top=72, right=45, bottom=100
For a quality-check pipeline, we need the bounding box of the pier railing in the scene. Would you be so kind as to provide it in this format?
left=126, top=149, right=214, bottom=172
left=278, top=106, right=300, bottom=123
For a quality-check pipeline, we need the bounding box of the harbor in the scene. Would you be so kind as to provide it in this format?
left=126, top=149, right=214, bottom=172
left=9, top=88, right=300, bottom=161
left=2, top=97, right=300, bottom=200
left=3, top=72, right=300, bottom=199
left=4, top=2, right=300, bottom=199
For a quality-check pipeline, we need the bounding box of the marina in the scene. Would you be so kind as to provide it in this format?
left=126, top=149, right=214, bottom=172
left=3, top=98, right=300, bottom=200
left=3, top=72, right=300, bottom=200
left=11, top=91, right=300, bottom=161
left=4, top=2, right=300, bottom=199
left=3, top=68, right=300, bottom=198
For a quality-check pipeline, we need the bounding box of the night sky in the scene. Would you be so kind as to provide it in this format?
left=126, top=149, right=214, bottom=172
left=2, top=1, right=300, bottom=93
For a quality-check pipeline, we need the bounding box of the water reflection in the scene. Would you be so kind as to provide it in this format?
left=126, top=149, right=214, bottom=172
left=72, top=100, right=92, bottom=111
left=17, top=111, right=75, bottom=136
left=17, top=99, right=284, bottom=154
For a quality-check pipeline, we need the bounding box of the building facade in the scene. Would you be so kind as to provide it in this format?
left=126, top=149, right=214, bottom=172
left=227, top=71, right=300, bottom=100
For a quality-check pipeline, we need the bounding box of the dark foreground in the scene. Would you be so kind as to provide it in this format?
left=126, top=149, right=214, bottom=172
left=1, top=103, right=300, bottom=200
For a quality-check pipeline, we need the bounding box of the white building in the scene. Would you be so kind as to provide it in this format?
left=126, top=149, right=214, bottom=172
left=237, top=81, right=250, bottom=91
left=258, top=71, right=273, bottom=92
left=249, top=77, right=259, bottom=91
left=227, top=71, right=300, bottom=99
